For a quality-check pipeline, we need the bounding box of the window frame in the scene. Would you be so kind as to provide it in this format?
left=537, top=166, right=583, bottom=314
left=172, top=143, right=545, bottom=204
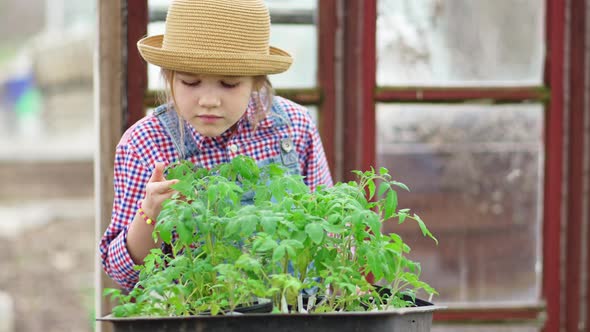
left=335, top=0, right=564, bottom=330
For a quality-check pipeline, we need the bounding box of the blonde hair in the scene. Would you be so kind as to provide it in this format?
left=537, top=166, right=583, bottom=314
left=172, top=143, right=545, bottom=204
left=159, top=69, right=275, bottom=158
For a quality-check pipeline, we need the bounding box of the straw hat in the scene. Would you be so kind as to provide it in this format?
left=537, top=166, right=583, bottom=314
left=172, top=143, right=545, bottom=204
left=137, top=0, right=293, bottom=76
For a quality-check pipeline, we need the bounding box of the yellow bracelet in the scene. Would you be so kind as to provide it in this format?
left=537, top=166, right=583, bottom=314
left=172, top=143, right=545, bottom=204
left=138, top=207, right=155, bottom=225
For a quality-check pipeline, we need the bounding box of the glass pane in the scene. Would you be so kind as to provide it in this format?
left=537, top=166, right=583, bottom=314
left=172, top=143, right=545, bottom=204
left=268, top=23, right=317, bottom=88
left=433, top=325, right=540, bottom=332
left=147, top=0, right=317, bottom=90
left=146, top=20, right=166, bottom=90
left=377, top=0, right=545, bottom=86
left=376, top=103, right=544, bottom=304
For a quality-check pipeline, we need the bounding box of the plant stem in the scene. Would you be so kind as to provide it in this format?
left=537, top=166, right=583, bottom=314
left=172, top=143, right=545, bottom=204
left=283, top=254, right=289, bottom=274
left=390, top=255, right=403, bottom=297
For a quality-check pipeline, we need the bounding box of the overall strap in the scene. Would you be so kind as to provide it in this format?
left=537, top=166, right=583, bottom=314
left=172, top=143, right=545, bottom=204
left=268, top=97, right=299, bottom=169
left=153, top=105, right=199, bottom=258
left=153, top=104, right=200, bottom=160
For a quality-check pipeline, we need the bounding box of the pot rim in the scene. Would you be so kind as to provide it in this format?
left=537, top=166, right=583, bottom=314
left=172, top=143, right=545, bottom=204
left=97, top=304, right=447, bottom=322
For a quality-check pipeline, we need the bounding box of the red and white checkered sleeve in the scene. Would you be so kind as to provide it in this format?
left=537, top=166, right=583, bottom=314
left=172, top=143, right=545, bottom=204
left=292, top=106, right=333, bottom=191
left=99, top=142, right=151, bottom=291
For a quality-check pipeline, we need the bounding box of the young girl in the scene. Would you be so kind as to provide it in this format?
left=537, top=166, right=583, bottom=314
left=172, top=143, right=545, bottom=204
left=100, top=0, right=333, bottom=291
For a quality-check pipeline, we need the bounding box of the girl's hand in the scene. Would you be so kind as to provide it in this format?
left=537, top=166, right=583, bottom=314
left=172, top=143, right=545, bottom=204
left=141, top=162, right=179, bottom=221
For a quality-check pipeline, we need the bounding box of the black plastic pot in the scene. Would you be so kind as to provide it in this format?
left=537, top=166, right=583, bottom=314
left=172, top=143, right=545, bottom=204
left=232, top=301, right=273, bottom=314
left=200, top=301, right=272, bottom=315
left=99, top=299, right=443, bottom=332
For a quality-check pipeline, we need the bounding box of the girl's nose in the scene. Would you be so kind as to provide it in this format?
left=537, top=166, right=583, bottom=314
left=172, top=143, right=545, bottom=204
left=198, top=96, right=221, bottom=109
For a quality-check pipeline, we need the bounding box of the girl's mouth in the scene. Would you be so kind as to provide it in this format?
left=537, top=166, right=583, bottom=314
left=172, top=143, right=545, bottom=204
left=198, top=115, right=222, bottom=124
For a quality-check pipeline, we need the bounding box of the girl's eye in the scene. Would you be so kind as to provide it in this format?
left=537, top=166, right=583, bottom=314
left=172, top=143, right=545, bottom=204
left=221, top=81, right=239, bottom=88
left=181, top=80, right=200, bottom=87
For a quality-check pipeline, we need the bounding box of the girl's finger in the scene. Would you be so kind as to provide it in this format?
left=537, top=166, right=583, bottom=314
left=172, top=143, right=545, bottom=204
left=148, top=179, right=179, bottom=194
left=147, top=190, right=177, bottom=205
left=149, top=162, right=166, bottom=183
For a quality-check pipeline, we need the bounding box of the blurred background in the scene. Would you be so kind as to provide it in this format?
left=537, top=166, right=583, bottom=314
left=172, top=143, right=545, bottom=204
left=0, top=0, right=97, bottom=332
left=0, top=0, right=96, bottom=331
left=0, top=0, right=587, bottom=332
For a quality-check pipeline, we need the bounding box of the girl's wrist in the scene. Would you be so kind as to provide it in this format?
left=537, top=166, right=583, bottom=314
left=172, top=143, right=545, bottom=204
left=138, top=200, right=157, bottom=225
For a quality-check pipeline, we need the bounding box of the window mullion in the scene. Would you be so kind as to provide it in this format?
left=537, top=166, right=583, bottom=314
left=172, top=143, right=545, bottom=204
left=376, top=86, right=550, bottom=103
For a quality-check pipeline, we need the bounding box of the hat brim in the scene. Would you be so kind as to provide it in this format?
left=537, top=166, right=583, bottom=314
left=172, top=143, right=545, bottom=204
left=137, top=35, right=293, bottom=76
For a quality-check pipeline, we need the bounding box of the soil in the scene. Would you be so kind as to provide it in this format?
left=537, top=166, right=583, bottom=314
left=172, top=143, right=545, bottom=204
left=0, top=218, right=94, bottom=332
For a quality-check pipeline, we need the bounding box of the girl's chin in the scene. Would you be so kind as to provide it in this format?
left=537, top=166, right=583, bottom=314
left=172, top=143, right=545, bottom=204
left=188, top=122, right=226, bottom=137
left=197, top=130, right=223, bottom=137
left=194, top=126, right=228, bottom=137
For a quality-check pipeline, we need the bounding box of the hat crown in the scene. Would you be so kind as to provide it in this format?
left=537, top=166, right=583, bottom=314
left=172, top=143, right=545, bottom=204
left=163, top=0, right=271, bottom=55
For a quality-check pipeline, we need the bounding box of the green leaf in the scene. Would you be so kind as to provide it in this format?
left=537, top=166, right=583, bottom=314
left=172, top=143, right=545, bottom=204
left=281, top=239, right=304, bottom=249
left=260, top=216, right=279, bottom=234
left=157, top=220, right=173, bottom=244
left=350, top=211, right=365, bottom=234
left=270, top=180, right=286, bottom=202
left=391, top=181, right=410, bottom=192
left=367, top=251, right=383, bottom=280
left=267, top=163, right=286, bottom=177
left=171, top=180, right=194, bottom=197
left=225, top=218, right=241, bottom=238
left=207, top=185, right=218, bottom=204
left=284, top=176, right=309, bottom=195
left=321, top=221, right=346, bottom=234
left=366, top=213, right=381, bottom=235
left=384, top=190, right=397, bottom=220
left=235, top=254, right=262, bottom=271
left=232, top=155, right=260, bottom=182
left=377, top=182, right=389, bottom=197
left=103, top=288, right=121, bottom=299
left=255, top=238, right=278, bottom=252
left=305, top=223, right=324, bottom=244
left=413, top=213, right=438, bottom=244
left=406, top=260, right=421, bottom=274
left=398, top=212, right=407, bottom=224
left=291, top=230, right=307, bottom=243
left=285, top=244, right=296, bottom=258
left=272, top=245, right=286, bottom=262
left=166, top=161, right=190, bottom=180
left=240, top=215, right=258, bottom=237
left=194, top=167, right=209, bottom=179
left=389, top=232, right=402, bottom=243
left=176, top=221, right=193, bottom=245
left=367, top=179, right=376, bottom=200
left=279, top=197, right=295, bottom=211
left=379, top=167, right=388, bottom=175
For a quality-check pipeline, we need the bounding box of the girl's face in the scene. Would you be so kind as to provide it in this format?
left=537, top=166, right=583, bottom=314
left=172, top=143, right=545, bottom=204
left=172, top=73, right=255, bottom=137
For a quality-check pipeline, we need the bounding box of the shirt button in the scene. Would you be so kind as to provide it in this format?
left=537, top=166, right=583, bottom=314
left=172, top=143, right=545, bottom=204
left=229, top=144, right=239, bottom=153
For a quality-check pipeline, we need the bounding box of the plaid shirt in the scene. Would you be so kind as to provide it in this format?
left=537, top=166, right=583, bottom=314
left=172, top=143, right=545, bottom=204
left=100, top=96, right=333, bottom=290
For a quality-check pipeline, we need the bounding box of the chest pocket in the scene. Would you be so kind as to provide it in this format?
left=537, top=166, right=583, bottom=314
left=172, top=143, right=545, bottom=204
left=256, top=138, right=299, bottom=174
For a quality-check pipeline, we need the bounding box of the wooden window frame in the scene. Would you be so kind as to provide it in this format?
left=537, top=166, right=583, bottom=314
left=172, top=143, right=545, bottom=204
left=335, top=0, right=566, bottom=330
